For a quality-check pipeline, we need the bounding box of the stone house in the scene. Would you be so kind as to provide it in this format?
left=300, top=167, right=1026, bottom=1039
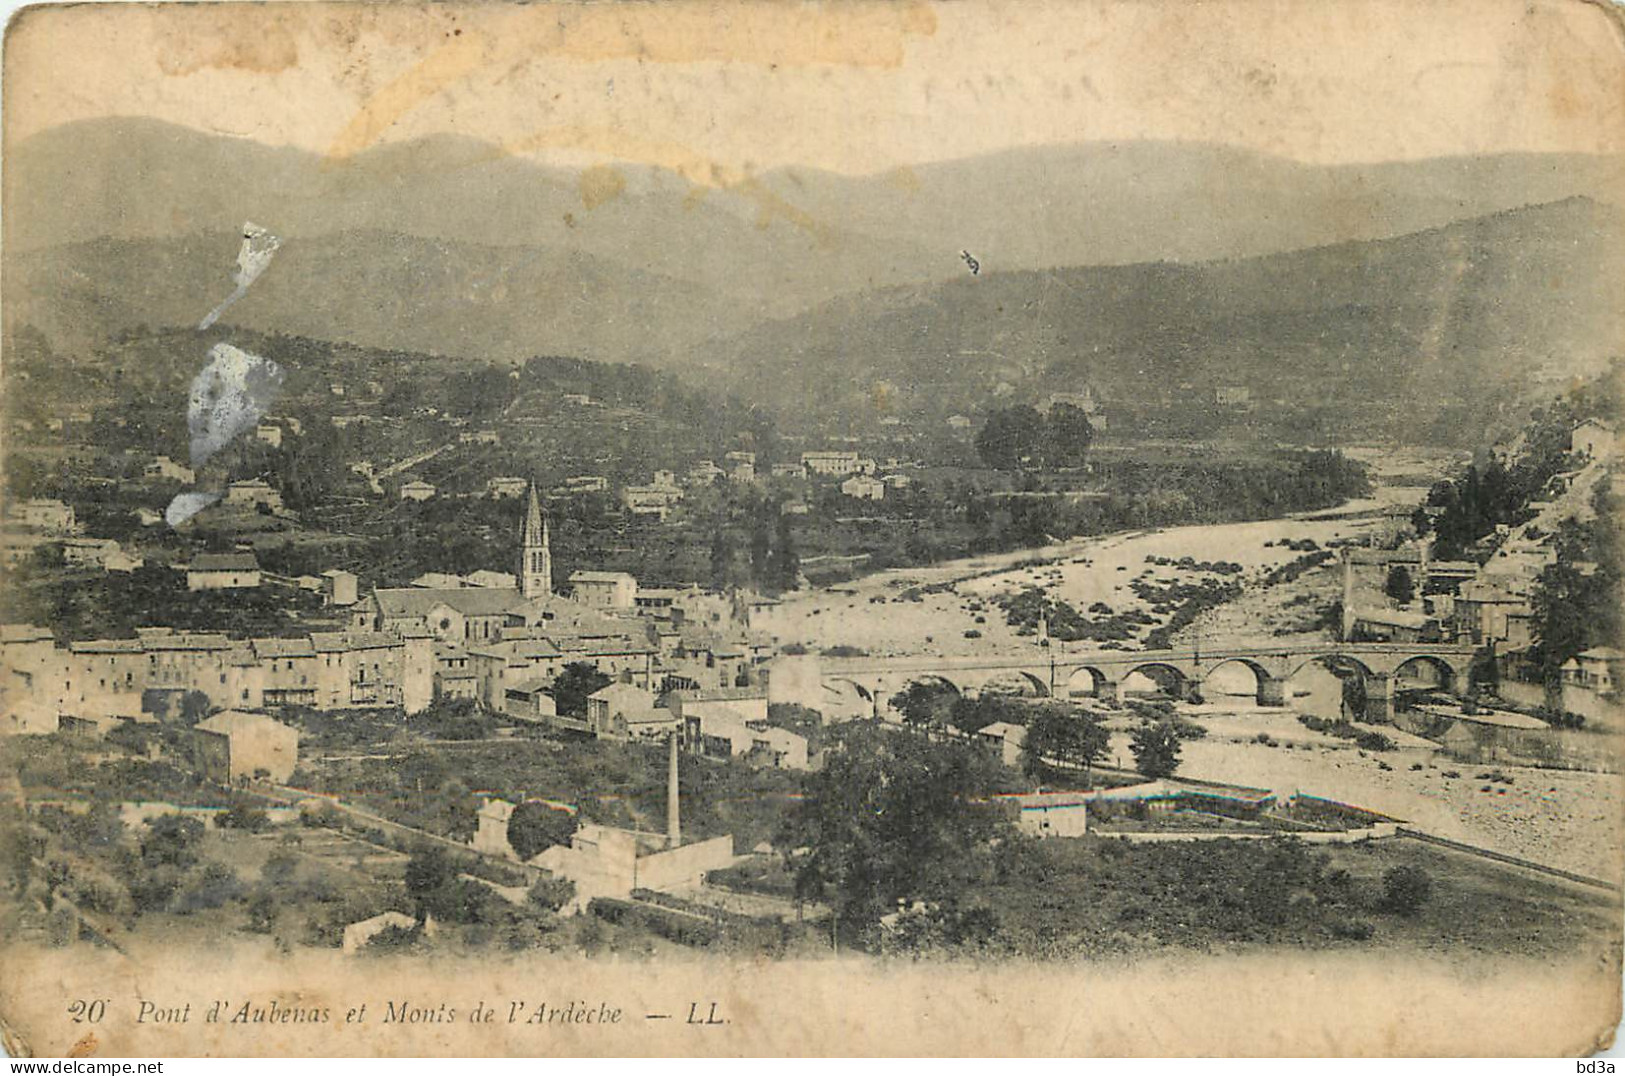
left=192, top=710, right=299, bottom=783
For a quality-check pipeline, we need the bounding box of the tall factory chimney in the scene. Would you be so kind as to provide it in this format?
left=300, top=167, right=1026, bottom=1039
left=666, top=729, right=682, bottom=848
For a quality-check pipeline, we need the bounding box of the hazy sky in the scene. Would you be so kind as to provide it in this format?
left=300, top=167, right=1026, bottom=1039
left=6, top=0, right=1623, bottom=183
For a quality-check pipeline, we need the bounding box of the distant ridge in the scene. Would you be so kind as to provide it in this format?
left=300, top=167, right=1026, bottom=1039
left=703, top=195, right=1624, bottom=441
left=5, top=117, right=1621, bottom=367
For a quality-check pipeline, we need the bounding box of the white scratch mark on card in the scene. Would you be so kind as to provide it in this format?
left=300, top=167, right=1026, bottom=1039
left=186, top=341, right=284, bottom=468
left=198, top=221, right=281, bottom=329
left=163, top=490, right=224, bottom=528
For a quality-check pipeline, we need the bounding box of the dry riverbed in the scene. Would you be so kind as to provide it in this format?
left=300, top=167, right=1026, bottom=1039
left=1101, top=707, right=1624, bottom=883
left=777, top=504, right=1393, bottom=657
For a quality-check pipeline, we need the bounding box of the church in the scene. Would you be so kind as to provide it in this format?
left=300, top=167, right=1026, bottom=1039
left=354, top=482, right=591, bottom=645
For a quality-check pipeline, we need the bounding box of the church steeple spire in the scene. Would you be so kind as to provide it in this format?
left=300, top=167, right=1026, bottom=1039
left=520, top=481, right=552, bottom=600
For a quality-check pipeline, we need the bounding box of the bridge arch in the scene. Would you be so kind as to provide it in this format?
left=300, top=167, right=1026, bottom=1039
left=824, top=677, right=874, bottom=703
left=885, top=675, right=962, bottom=712
left=898, top=673, right=962, bottom=695
left=1393, top=655, right=1457, bottom=695
left=979, top=670, right=1050, bottom=698
left=1122, top=662, right=1188, bottom=699
left=1063, top=665, right=1114, bottom=699
left=1285, top=653, right=1377, bottom=684
left=1201, top=658, right=1273, bottom=705
left=1284, top=655, right=1377, bottom=722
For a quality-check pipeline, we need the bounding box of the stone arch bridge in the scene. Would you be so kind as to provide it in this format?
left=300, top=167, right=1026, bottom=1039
left=822, top=642, right=1478, bottom=723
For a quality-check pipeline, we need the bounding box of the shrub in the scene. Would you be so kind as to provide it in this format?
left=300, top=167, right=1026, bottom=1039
left=1378, top=866, right=1432, bottom=917
left=1354, top=731, right=1396, bottom=752
left=528, top=875, right=577, bottom=912
left=362, top=924, right=421, bottom=954
left=246, top=893, right=278, bottom=933
left=217, top=802, right=271, bottom=833
left=1169, top=717, right=1207, bottom=740
left=1329, top=918, right=1375, bottom=941
left=173, top=862, right=242, bottom=914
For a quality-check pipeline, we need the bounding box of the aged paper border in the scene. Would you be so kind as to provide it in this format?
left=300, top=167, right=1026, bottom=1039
left=2, top=0, right=1623, bottom=1057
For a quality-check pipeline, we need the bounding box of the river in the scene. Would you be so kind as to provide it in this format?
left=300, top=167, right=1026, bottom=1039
left=774, top=495, right=1404, bottom=664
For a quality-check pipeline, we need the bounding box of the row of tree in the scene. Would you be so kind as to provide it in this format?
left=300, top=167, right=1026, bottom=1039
left=974, top=403, right=1094, bottom=470
left=781, top=705, right=1194, bottom=942
left=710, top=507, right=800, bottom=594
left=1530, top=482, right=1622, bottom=693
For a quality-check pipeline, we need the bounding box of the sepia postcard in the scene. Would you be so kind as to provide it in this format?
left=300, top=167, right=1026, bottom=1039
left=1, top=0, right=1622, bottom=1057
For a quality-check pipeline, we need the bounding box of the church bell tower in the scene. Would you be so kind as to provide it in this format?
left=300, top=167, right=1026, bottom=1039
left=520, top=482, right=552, bottom=600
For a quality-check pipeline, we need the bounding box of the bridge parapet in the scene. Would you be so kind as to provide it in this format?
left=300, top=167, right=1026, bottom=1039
left=818, top=641, right=1476, bottom=709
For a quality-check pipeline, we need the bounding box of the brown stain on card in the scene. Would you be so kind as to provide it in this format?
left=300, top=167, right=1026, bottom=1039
left=154, top=6, right=302, bottom=75
left=497, top=126, right=837, bottom=243
left=579, top=165, right=626, bottom=211
left=321, top=1, right=935, bottom=162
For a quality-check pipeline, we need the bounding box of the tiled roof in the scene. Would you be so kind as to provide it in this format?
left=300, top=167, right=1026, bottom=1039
left=374, top=587, right=522, bottom=618
left=70, top=638, right=146, bottom=654
left=144, top=633, right=231, bottom=651
left=251, top=638, right=316, bottom=659
left=671, top=686, right=766, bottom=702
left=309, top=631, right=402, bottom=653
left=190, top=553, right=260, bottom=572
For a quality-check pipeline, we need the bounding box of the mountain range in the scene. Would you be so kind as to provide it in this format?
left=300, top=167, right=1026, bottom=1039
left=4, top=117, right=1621, bottom=437
left=706, top=196, right=1624, bottom=438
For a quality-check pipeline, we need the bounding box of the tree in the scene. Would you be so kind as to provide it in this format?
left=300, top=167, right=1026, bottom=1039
left=748, top=514, right=772, bottom=587
left=1469, top=645, right=1500, bottom=699
left=945, top=693, right=1028, bottom=736
left=708, top=529, right=737, bottom=591
left=403, top=847, right=454, bottom=906
left=1339, top=673, right=1368, bottom=723
left=141, top=815, right=205, bottom=868
left=974, top=406, right=1044, bottom=470
left=891, top=680, right=958, bottom=731
left=1045, top=404, right=1094, bottom=469
left=506, top=801, right=579, bottom=862
left=177, top=690, right=213, bottom=727
left=550, top=662, right=611, bottom=717
left=1532, top=564, right=1588, bottom=692
left=1383, top=565, right=1415, bottom=605
left=770, top=512, right=800, bottom=594
left=1023, top=705, right=1109, bottom=783
left=1128, top=721, right=1182, bottom=779
left=401, top=847, right=492, bottom=924
left=779, top=724, right=1008, bottom=934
